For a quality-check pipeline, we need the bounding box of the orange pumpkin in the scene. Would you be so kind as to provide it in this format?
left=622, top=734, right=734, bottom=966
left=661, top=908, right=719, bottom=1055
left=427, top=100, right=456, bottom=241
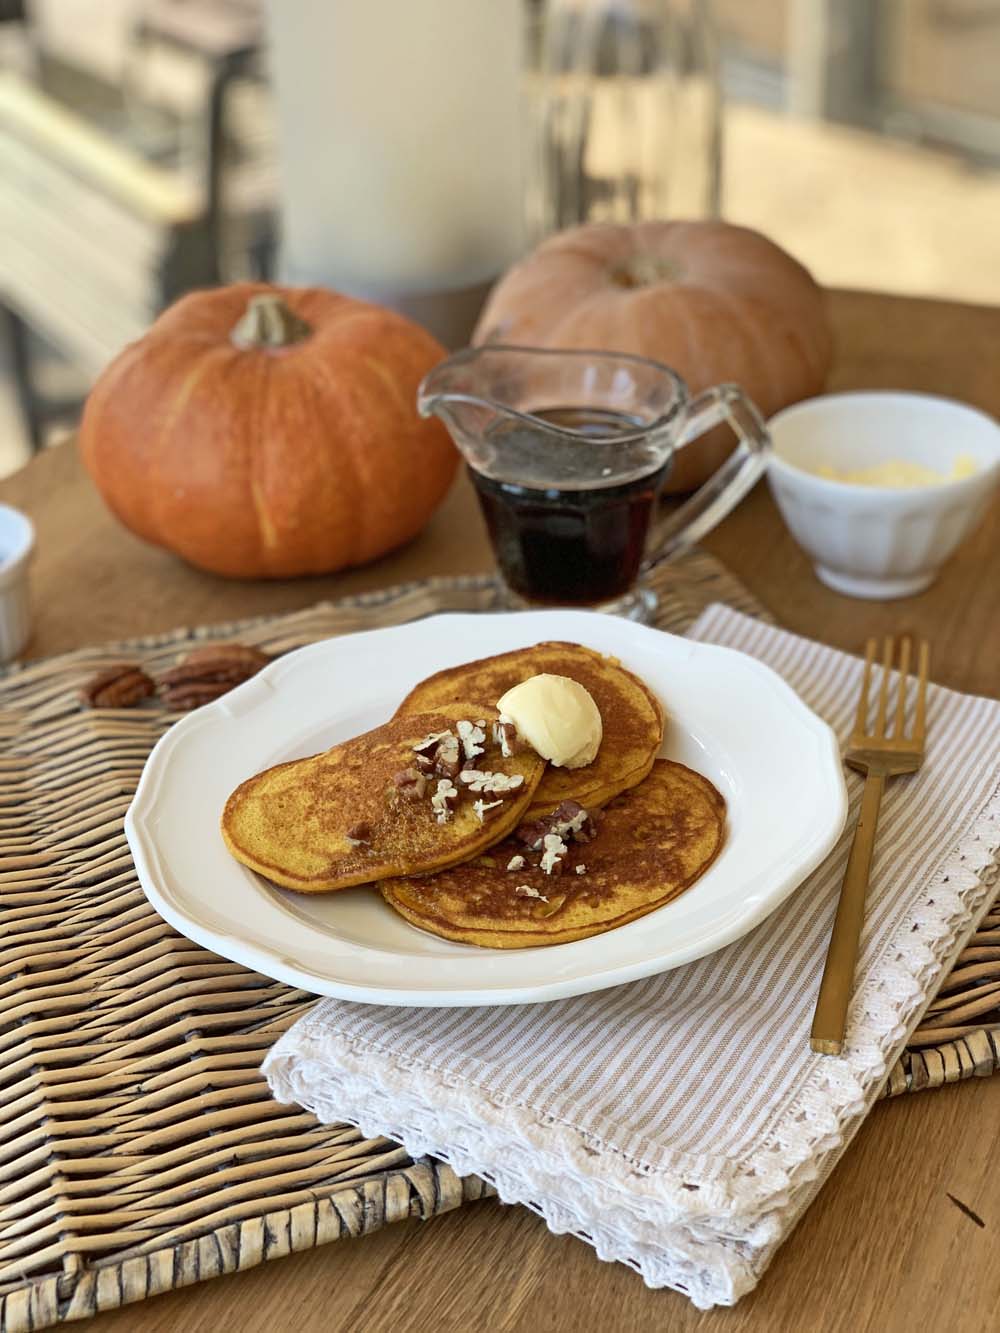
left=79, top=283, right=457, bottom=578
left=473, top=220, right=833, bottom=491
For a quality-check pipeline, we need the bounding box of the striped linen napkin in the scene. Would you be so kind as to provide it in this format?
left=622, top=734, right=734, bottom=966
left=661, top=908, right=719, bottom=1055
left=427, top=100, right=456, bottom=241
left=263, top=605, right=1000, bottom=1308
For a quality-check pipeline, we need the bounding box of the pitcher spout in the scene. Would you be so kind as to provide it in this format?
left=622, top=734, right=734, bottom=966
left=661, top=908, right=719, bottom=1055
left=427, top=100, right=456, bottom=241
left=418, top=346, right=528, bottom=460
left=418, top=347, right=506, bottom=427
left=417, top=343, right=688, bottom=474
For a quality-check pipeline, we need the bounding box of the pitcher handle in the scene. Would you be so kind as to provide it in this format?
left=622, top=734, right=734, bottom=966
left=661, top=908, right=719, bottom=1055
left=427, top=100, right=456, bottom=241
left=643, top=384, right=771, bottom=571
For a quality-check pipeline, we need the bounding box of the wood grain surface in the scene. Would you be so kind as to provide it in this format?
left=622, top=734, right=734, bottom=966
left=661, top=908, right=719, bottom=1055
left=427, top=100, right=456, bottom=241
left=59, top=1077, right=1000, bottom=1333
left=3, top=289, right=1000, bottom=1333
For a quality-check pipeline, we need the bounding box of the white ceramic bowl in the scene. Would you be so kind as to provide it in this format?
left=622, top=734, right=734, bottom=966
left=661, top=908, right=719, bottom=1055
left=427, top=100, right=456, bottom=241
left=767, top=391, right=1000, bottom=598
left=0, top=503, right=34, bottom=662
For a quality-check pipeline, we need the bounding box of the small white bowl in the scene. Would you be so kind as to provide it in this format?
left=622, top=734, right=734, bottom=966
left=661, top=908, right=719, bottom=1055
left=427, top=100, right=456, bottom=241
left=0, top=503, right=34, bottom=662
left=767, top=391, right=1000, bottom=599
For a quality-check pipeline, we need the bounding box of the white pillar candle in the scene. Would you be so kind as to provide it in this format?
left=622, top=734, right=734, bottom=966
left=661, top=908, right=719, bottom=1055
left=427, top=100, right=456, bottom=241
left=267, top=0, right=525, bottom=345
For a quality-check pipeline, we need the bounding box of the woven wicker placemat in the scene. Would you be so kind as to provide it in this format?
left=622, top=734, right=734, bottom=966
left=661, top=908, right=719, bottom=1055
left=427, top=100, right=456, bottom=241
left=2, top=553, right=998, bottom=1333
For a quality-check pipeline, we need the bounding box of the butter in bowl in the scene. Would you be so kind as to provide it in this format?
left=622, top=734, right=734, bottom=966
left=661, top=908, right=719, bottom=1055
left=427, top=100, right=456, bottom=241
left=766, top=391, right=1000, bottom=598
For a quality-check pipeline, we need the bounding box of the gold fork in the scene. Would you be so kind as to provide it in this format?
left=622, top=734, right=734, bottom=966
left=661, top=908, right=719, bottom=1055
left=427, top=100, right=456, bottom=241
left=810, top=635, right=930, bottom=1056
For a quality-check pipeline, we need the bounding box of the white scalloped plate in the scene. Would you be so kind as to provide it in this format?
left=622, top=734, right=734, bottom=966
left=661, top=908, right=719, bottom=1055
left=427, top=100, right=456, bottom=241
left=126, top=610, right=847, bottom=1006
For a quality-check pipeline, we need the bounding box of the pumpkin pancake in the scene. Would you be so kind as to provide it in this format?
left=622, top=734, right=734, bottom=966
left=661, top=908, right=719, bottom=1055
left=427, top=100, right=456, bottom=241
left=395, top=642, right=663, bottom=818
left=381, top=759, right=724, bottom=948
left=222, top=705, right=546, bottom=893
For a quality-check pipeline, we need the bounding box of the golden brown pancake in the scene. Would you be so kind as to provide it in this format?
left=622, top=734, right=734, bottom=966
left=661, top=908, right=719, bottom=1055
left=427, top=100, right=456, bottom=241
left=381, top=759, right=724, bottom=947
left=222, top=705, right=546, bottom=893
left=395, top=642, right=664, bottom=818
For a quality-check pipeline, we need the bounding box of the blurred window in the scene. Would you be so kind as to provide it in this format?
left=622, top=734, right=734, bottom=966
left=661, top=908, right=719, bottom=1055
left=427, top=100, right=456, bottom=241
left=714, top=0, right=1000, bottom=303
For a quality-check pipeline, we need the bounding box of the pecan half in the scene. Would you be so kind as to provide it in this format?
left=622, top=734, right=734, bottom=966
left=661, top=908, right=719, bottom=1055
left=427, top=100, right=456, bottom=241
left=159, top=642, right=272, bottom=709
left=160, top=682, right=225, bottom=711
left=79, top=664, right=155, bottom=709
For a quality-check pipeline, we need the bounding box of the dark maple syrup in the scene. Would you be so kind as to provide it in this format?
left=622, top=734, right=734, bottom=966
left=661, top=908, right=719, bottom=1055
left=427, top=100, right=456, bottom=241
left=470, top=406, right=669, bottom=605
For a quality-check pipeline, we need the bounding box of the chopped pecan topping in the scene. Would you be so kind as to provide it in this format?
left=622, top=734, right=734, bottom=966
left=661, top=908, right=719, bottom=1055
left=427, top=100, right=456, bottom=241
left=159, top=642, right=271, bottom=709
left=413, top=730, right=462, bottom=779
left=456, top=719, right=486, bottom=762
left=346, top=821, right=372, bottom=846
left=431, top=778, right=458, bottom=824
left=515, top=819, right=548, bottom=852
left=515, top=883, right=548, bottom=901
left=393, top=767, right=428, bottom=800
left=472, top=798, right=503, bottom=822
left=413, top=730, right=452, bottom=753
left=79, top=663, right=155, bottom=709
left=575, top=864, right=587, bottom=875
left=550, top=800, right=593, bottom=838
left=506, top=854, right=526, bottom=872
left=539, top=833, right=569, bottom=876
left=517, top=800, right=596, bottom=850
left=434, top=734, right=461, bottom=778
left=410, top=730, right=466, bottom=778
left=493, top=714, right=520, bottom=758
left=459, top=769, right=525, bottom=794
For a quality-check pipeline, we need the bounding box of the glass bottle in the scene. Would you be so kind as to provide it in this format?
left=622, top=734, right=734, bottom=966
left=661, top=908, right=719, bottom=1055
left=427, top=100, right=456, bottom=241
left=526, top=0, right=722, bottom=239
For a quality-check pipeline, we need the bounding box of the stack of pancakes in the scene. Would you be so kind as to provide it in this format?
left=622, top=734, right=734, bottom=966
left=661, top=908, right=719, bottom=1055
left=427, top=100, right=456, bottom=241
left=222, top=642, right=726, bottom=948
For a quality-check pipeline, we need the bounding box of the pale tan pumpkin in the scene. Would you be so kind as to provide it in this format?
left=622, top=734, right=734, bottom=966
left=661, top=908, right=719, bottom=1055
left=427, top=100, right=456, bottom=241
left=473, top=220, right=833, bottom=491
left=79, top=283, right=457, bottom=578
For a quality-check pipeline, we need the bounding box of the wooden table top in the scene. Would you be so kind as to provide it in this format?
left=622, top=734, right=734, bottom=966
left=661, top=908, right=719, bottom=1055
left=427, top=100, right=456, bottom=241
left=3, top=288, right=999, bottom=1333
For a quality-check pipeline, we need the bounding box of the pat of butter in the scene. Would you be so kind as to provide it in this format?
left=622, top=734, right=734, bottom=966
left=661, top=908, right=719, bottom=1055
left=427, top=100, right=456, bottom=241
left=816, top=454, right=977, bottom=487
left=496, top=674, right=602, bottom=769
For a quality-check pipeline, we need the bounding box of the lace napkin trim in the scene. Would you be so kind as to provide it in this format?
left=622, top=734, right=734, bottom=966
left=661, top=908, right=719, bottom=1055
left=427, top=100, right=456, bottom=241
left=266, top=783, right=1000, bottom=1307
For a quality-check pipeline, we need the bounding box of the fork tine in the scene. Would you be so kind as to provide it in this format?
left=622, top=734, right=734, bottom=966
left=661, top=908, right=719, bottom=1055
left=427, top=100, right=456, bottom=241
left=914, top=639, right=930, bottom=741
left=894, top=635, right=912, bottom=737
left=855, top=638, right=876, bottom=736
left=874, top=636, right=894, bottom=737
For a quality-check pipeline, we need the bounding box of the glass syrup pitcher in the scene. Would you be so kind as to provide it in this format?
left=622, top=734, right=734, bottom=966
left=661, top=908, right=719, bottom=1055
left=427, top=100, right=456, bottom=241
left=418, top=345, right=770, bottom=622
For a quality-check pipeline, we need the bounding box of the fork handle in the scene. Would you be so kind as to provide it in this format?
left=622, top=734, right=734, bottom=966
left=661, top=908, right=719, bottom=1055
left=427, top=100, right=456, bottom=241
left=810, top=771, right=886, bottom=1055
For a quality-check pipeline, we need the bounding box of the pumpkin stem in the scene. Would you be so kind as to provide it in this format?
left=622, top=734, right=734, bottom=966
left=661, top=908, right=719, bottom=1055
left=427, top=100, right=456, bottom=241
left=611, top=255, right=681, bottom=289
left=231, top=293, right=312, bottom=349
